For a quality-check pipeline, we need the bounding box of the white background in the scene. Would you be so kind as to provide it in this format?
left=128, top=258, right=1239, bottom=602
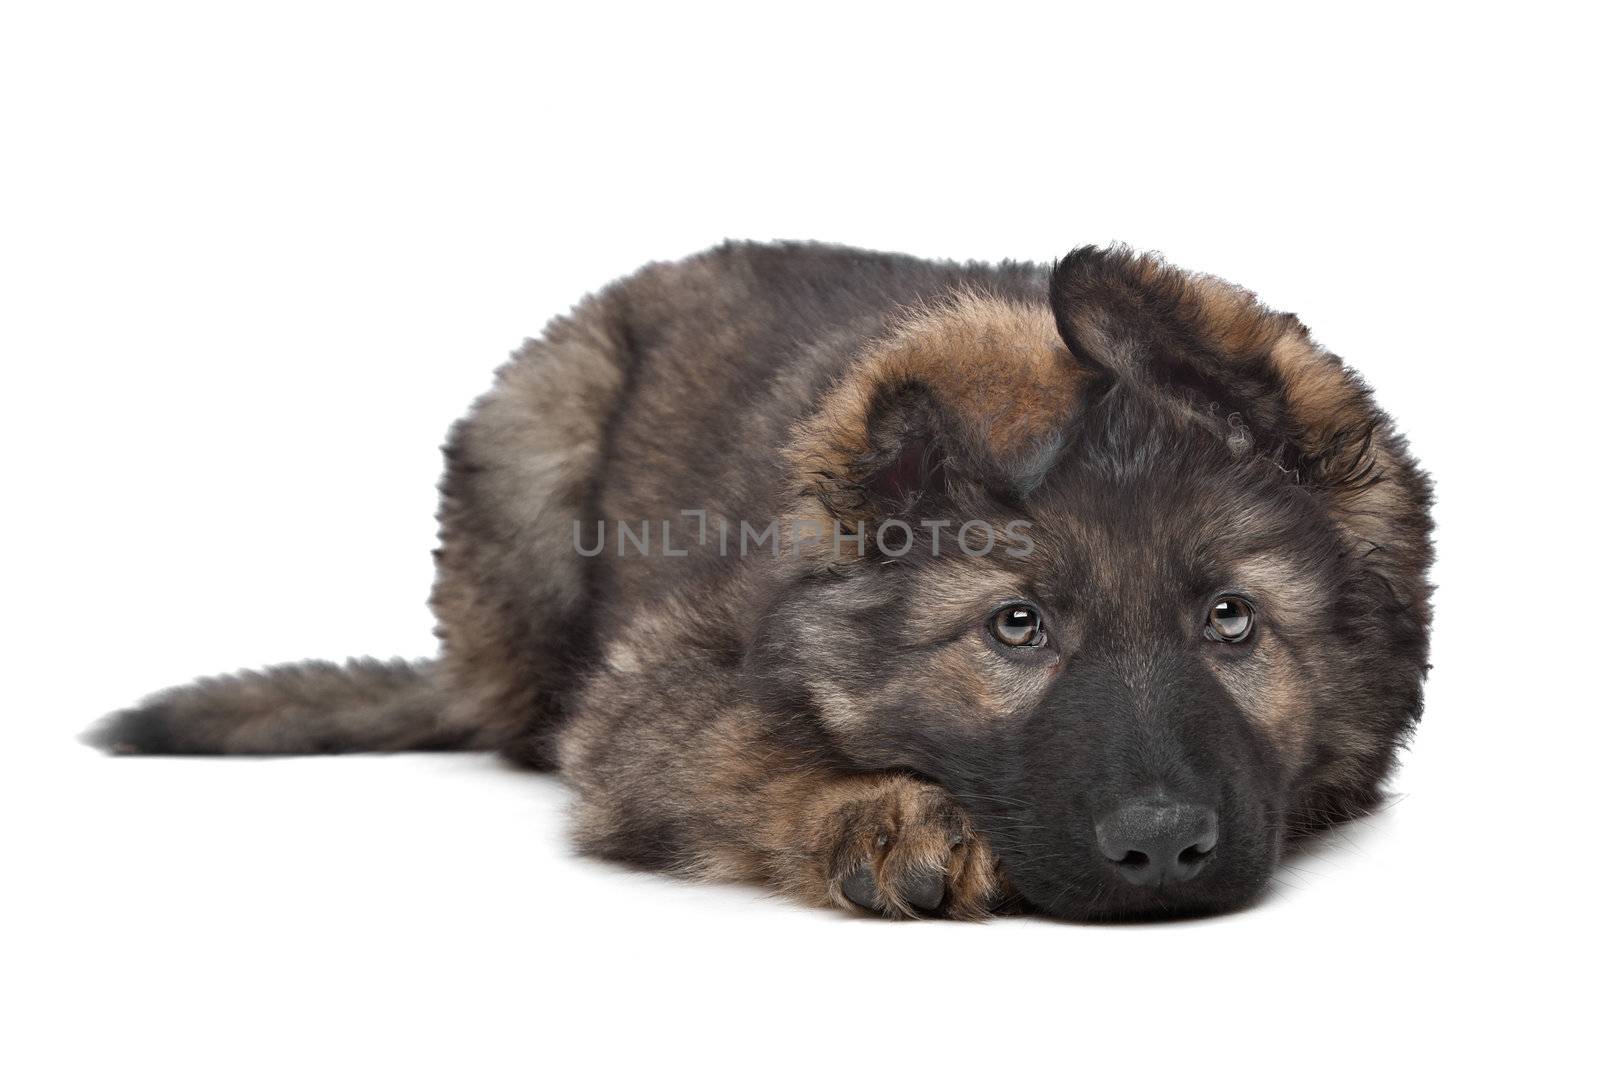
left=4, top=3, right=1596, bottom=1063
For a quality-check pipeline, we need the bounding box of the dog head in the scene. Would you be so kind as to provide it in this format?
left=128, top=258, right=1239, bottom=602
left=756, top=248, right=1433, bottom=919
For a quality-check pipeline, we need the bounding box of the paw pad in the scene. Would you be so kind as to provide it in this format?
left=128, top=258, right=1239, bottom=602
left=840, top=863, right=948, bottom=914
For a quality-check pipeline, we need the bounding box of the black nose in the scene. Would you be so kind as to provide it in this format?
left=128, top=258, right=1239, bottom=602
left=1095, top=798, right=1219, bottom=887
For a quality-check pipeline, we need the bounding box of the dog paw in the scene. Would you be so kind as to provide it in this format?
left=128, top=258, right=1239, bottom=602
left=822, top=777, right=999, bottom=920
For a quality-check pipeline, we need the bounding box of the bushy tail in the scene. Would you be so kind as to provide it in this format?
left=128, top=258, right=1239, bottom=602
left=83, top=658, right=477, bottom=755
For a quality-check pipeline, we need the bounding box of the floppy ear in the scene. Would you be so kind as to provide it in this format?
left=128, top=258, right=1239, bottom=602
left=1050, top=246, right=1432, bottom=604
left=1050, top=246, right=1299, bottom=445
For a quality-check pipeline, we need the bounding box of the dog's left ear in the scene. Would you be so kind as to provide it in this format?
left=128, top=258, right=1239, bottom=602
left=1050, top=245, right=1432, bottom=601
left=1050, top=246, right=1305, bottom=443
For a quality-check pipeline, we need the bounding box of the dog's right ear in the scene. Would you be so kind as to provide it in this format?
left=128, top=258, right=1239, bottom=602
left=788, top=377, right=987, bottom=529
left=853, top=384, right=955, bottom=513
left=785, top=293, right=1086, bottom=531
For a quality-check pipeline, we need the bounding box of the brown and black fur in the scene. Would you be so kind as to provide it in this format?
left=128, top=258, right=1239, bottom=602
left=87, top=241, right=1433, bottom=921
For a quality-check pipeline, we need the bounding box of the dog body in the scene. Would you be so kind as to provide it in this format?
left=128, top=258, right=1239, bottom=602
left=89, top=242, right=1433, bottom=919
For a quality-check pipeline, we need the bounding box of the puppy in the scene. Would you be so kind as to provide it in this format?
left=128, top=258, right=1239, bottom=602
left=88, top=242, right=1434, bottom=920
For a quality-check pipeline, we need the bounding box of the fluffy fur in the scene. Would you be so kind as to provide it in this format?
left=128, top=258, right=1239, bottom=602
left=86, top=241, right=1433, bottom=920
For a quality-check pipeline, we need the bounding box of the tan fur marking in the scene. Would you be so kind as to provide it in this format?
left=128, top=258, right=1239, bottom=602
left=1206, top=637, right=1314, bottom=772
left=1232, top=551, right=1330, bottom=635
left=1207, top=552, right=1338, bottom=767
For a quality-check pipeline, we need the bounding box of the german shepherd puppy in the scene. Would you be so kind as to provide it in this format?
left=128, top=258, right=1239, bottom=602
left=87, top=242, right=1433, bottom=920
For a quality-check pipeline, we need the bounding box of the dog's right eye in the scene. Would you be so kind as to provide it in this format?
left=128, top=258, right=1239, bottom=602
left=990, top=605, right=1045, bottom=647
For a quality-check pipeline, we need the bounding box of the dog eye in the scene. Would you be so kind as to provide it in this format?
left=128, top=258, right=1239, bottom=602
left=1205, top=597, right=1255, bottom=643
left=990, top=605, right=1045, bottom=647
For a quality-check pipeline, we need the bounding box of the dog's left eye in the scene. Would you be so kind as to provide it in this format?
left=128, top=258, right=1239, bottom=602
left=1205, top=596, right=1255, bottom=643
left=990, top=605, right=1045, bottom=647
